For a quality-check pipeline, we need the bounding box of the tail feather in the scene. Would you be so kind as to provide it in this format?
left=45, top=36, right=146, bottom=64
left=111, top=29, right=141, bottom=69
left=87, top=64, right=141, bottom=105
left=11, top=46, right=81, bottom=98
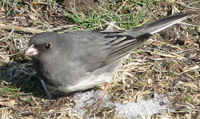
left=132, top=13, right=193, bottom=37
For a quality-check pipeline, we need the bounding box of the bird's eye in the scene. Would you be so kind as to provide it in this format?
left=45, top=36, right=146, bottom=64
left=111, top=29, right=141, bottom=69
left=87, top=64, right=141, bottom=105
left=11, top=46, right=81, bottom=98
left=45, top=43, right=51, bottom=49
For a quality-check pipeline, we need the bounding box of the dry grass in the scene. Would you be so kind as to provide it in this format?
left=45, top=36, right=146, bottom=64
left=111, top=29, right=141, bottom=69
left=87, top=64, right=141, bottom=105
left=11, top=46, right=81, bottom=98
left=0, top=0, right=200, bottom=119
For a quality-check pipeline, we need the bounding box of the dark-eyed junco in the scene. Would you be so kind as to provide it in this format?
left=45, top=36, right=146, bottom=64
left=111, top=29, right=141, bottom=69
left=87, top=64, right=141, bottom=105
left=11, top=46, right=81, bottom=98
left=25, top=13, right=192, bottom=94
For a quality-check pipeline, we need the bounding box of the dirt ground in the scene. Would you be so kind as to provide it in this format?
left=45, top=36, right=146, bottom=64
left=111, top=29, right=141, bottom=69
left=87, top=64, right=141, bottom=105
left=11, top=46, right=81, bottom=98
left=0, top=0, right=200, bottom=119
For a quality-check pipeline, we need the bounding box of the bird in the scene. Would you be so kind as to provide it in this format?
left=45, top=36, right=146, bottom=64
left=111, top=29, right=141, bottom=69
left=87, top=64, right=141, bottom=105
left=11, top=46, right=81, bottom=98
left=25, top=13, right=193, bottom=99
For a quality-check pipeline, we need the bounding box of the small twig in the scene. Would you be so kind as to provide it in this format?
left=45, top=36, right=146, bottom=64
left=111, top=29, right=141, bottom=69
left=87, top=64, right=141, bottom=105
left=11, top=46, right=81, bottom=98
left=23, top=1, right=39, bottom=15
left=0, top=24, right=44, bottom=33
left=116, top=0, right=129, bottom=14
left=0, top=24, right=78, bottom=34
left=179, top=21, right=198, bottom=26
left=50, top=25, right=76, bottom=31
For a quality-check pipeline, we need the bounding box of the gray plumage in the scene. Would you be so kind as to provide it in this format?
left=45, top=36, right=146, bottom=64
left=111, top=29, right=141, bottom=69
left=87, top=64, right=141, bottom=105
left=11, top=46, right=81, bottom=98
left=26, top=13, right=192, bottom=93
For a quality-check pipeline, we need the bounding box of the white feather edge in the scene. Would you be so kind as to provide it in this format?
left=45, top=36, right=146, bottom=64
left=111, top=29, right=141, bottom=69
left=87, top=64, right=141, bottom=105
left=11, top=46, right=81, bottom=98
left=150, top=14, right=193, bottom=34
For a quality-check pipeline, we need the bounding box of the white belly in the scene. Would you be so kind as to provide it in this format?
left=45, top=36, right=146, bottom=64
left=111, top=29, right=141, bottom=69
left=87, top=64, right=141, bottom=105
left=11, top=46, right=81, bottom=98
left=57, top=72, right=113, bottom=93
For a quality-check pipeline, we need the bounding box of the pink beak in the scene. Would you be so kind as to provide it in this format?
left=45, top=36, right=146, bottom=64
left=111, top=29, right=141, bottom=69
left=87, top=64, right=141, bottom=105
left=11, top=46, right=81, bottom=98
left=25, top=45, right=39, bottom=56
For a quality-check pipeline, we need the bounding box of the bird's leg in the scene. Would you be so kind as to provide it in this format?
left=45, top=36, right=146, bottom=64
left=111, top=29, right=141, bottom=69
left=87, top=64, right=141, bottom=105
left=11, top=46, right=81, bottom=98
left=40, top=79, right=52, bottom=99
left=94, top=82, right=111, bottom=106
